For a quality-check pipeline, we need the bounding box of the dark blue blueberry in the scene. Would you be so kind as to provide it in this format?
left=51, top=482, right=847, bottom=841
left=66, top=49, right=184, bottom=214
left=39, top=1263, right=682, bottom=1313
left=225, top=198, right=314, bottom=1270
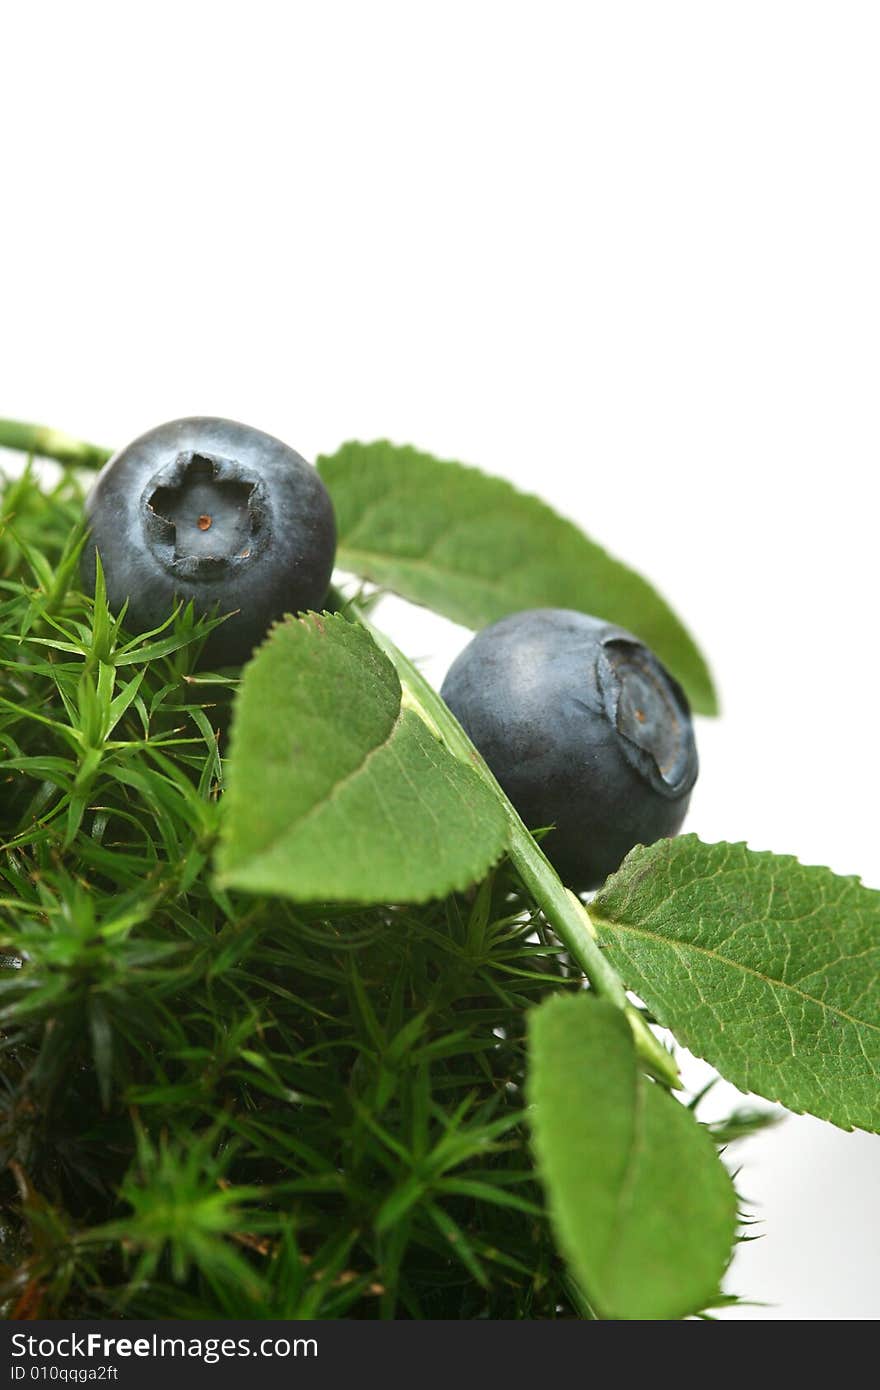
left=440, top=608, right=698, bottom=890
left=81, top=417, right=336, bottom=666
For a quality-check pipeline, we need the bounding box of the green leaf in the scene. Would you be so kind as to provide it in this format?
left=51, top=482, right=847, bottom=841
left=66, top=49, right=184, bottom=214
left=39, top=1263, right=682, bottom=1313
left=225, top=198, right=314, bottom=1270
left=528, top=993, right=737, bottom=1319
left=317, top=440, right=717, bottom=715
left=217, top=613, right=507, bottom=903
left=592, top=836, right=880, bottom=1133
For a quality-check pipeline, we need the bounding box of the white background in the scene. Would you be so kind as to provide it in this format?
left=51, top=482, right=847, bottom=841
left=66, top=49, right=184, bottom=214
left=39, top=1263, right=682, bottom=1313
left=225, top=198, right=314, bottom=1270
left=2, top=2, right=878, bottom=1319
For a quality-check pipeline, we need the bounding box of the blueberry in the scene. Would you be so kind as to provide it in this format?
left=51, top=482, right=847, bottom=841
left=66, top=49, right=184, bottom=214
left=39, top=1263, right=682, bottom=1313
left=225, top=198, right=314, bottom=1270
left=81, top=417, right=336, bottom=666
left=440, top=608, right=698, bottom=890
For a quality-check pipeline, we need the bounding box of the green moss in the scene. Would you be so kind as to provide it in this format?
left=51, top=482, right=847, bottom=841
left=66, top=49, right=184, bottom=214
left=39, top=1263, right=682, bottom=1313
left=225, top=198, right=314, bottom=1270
left=0, top=463, right=579, bottom=1318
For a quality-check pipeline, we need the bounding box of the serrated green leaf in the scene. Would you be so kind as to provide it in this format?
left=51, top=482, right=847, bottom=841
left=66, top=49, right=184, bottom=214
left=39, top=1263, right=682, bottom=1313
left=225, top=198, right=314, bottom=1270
left=217, top=613, right=507, bottom=903
left=592, top=836, right=880, bottom=1133
left=528, top=993, right=737, bottom=1319
left=317, top=440, right=717, bottom=715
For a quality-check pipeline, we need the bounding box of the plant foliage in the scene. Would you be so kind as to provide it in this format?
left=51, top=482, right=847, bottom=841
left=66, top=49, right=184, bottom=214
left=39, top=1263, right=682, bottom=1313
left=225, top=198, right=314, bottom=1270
left=0, top=426, right=875, bottom=1322
left=218, top=613, right=507, bottom=903
left=318, top=440, right=717, bottom=715
left=593, top=837, right=880, bottom=1133
left=528, top=994, right=737, bottom=1319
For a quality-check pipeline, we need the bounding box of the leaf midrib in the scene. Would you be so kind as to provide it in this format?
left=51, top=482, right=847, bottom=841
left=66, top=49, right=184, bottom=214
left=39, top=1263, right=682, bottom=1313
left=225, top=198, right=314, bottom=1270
left=599, top=1074, right=646, bottom=1311
left=225, top=703, right=406, bottom=872
left=338, top=541, right=648, bottom=600
left=594, top=917, right=880, bottom=1036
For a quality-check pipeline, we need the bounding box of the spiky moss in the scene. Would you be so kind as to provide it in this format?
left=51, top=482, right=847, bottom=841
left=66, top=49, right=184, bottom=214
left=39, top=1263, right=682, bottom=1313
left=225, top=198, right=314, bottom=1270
left=0, top=463, right=581, bottom=1318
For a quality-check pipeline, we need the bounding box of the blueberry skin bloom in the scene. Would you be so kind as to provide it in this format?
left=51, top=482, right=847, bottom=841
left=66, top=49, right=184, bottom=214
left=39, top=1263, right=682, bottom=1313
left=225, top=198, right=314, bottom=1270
left=440, top=608, right=698, bottom=891
left=81, top=417, right=336, bottom=666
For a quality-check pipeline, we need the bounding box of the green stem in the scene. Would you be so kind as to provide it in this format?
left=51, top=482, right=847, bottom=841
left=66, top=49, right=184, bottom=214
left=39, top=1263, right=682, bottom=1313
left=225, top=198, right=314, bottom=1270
left=0, top=419, right=112, bottom=470
left=357, top=603, right=680, bottom=1089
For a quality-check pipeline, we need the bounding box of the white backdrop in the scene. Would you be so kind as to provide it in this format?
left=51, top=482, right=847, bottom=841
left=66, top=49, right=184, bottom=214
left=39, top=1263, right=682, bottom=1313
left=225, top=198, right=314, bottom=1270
left=2, top=1, right=878, bottom=1320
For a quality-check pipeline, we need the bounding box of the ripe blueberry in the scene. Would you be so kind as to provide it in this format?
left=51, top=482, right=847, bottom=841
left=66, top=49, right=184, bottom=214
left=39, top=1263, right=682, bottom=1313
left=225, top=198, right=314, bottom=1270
left=81, top=417, right=336, bottom=666
left=440, top=608, right=698, bottom=890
